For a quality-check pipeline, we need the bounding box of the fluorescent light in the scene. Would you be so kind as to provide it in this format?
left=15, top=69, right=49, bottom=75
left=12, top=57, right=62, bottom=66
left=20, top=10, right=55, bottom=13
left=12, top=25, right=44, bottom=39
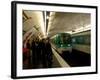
left=46, top=16, right=49, bottom=19
left=72, top=25, right=91, bottom=34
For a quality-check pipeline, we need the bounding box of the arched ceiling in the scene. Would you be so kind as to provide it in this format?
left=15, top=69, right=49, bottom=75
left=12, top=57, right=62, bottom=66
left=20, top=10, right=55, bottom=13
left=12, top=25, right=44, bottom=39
left=47, top=12, right=91, bottom=37
left=23, top=11, right=91, bottom=40
left=23, top=10, right=46, bottom=40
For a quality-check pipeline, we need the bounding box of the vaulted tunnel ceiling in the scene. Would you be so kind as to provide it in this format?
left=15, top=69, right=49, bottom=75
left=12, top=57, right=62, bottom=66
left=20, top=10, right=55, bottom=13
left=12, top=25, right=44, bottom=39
left=23, top=11, right=91, bottom=40
left=47, top=12, right=90, bottom=37
left=23, top=10, right=46, bottom=40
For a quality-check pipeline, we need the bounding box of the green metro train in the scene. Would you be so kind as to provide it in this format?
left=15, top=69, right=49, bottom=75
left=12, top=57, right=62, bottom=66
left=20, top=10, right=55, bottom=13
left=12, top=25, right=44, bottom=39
left=51, top=33, right=72, bottom=53
left=51, top=30, right=90, bottom=54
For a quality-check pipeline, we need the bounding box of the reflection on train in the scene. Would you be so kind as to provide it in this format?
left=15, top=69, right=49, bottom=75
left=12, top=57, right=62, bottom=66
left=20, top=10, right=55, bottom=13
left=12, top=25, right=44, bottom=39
left=51, top=33, right=72, bottom=53
left=72, top=30, right=90, bottom=54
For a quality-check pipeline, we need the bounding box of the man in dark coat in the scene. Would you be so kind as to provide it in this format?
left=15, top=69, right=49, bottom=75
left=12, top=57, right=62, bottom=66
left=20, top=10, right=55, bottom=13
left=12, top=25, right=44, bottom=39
left=31, top=39, right=37, bottom=68
left=45, top=39, right=53, bottom=68
left=41, top=38, right=53, bottom=68
left=41, top=39, right=48, bottom=68
left=26, top=40, right=31, bottom=68
left=26, top=40, right=31, bottom=49
left=35, top=39, right=41, bottom=67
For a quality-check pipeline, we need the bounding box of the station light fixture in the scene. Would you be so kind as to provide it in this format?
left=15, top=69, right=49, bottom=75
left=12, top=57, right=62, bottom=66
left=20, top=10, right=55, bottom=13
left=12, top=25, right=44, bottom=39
left=72, top=24, right=91, bottom=34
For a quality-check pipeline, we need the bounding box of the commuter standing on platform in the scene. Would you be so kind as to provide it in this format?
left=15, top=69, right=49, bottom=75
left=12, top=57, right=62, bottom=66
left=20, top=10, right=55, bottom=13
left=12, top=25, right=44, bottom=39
left=26, top=40, right=31, bottom=49
left=31, top=39, right=37, bottom=68
left=45, top=38, right=53, bottom=68
left=37, top=39, right=42, bottom=65
left=26, top=40, right=31, bottom=68
left=35, top=38, right=40, bottom=67
left=41, top=39, right=48, bottom=68
left=41, top=38, right=53, bottom=68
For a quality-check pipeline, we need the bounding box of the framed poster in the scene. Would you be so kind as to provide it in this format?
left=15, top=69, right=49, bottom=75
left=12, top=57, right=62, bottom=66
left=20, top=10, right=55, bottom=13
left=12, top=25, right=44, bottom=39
left=11, top=1, right=98, bottom=79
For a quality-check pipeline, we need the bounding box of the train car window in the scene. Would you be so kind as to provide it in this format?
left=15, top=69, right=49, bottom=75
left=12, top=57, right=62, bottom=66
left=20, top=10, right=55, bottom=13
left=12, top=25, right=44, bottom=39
left=72, top=34, right=90, bottom=45
left=84, top=35, right=91, bottom=45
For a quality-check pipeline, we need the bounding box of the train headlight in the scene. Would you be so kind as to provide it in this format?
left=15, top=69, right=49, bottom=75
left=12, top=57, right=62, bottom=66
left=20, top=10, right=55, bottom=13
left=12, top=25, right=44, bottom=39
left=68, top=44, right=71, bottom=47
